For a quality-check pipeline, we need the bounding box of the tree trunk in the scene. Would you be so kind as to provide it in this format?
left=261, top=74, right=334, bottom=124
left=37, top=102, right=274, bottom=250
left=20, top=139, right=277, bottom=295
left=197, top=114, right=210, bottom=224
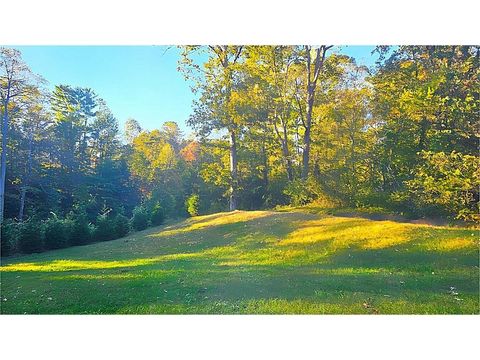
left=301, top=90, right=314, bottom=180
left=281, top=141, right=294, bottom=182
left=300, top=45, right=331, bottom=181
left=260, top=121, right=269, bottom=187
left=281, top=122, right=294, bottom=182
left=18, top=187, right=26, bottom=221
left=0, top=105, right=8, bottom=225
left=313, top=160, right=321, bottom=181
left=261, top=141, right=269, bottom=188
left=301, top=129, right=311, bottom=180
left=229, top=129, right=238, bottom=211
left=273, top=119, right=294, bottom=182
left=18, top=131, right=34, bottom=221
left=418, top=117, right=428, bottom=152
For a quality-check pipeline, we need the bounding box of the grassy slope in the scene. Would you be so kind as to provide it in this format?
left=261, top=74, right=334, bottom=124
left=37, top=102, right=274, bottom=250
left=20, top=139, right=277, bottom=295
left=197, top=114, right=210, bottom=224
left=1, top=208, right=478, bottom=314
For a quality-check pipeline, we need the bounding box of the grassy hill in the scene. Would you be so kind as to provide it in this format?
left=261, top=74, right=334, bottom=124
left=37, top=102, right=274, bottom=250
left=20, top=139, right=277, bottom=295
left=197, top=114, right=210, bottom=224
left=1, top=208, right=478, bottom=314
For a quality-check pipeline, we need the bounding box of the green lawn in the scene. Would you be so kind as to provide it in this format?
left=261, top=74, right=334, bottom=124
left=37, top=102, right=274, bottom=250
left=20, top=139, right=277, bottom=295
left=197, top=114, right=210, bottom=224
left=1, top=208, right=479, bottom=314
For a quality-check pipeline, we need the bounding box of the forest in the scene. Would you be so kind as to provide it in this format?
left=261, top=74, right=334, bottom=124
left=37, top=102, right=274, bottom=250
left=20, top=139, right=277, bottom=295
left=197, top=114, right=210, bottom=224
left=0, top=45, right=479, bottom=256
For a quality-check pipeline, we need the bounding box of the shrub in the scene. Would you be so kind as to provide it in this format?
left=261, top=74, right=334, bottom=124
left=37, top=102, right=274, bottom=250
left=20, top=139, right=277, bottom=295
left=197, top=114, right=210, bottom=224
left=113, top=213, right=130, bottom=238
left=69, top=212, right=92, bottom=245
left=18, top=220, right=43, bottom=254
left=185, top=194, right=200, bottom=216
left=131, top=206, right=149, bottom=231
left=43, top=217, right=69, bottom=250
left=264, top=177, right=289, bottom=208
left=1, top=220, right=20, bottom=257
left=407, top=151, right=480, bottom=221
left=283, top=180, right=315, bottom=206
left=149, top=202, right=165, bottom=226
left=93, top=214, right=116, bottom=242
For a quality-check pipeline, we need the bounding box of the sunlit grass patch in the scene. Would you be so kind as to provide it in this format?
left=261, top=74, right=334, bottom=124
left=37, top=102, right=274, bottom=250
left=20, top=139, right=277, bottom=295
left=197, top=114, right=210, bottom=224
left=280, top=216, right=414, bottom=250
left=217, top=247, right=310, bottom=267
left=0, top=252, right=203, bottom=272
left=427, top=237, right=477, bottom=251
left=0, top=258, right=158, bottom=272
left=411, top=227, right=479, bottom=252
left=51, top=273, right=145, bottom=280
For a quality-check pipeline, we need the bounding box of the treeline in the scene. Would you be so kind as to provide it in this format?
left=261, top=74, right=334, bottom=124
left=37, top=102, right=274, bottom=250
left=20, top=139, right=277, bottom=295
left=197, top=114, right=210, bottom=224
left=0, top=49, right=175, bottom=255
left=178, top=46, right=479, bottom=220
left=1, top=46, right=479, bottom=256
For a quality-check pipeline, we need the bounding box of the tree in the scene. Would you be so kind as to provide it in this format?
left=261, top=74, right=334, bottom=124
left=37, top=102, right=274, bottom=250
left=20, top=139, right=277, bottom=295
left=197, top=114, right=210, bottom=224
left=90, top=99, right=120, bottom=166
left=0, top=47, right=41, bottom=224
left=242, top=46, right=298, bottom=182
left=295, top=45, right=332, bottom=180
left=16, top=99, right=50, bottom=221
left=310, top=58, right=374, bottom=202
left=370, top=46, right=480, bottom=192
left=128, top=129, right=179, bottom=195
left=161, top=121, right=183, bottom=153
left=124, top=117, right=142, bottom=144
left=179, top=45, right=244, bottom=211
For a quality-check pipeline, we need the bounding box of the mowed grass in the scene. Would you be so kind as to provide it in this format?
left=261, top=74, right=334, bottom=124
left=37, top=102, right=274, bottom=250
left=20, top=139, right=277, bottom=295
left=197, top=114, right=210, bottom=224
left=1, top=208, right=479, bottom=314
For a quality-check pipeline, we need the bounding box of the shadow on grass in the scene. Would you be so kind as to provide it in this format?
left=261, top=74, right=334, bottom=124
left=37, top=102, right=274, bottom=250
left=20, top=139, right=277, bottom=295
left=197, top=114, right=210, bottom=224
left=2, top=259, right=477, bottom=314
left=0, top=211, right=307, bottom=271
left=1, top=211, right=476, bottom=272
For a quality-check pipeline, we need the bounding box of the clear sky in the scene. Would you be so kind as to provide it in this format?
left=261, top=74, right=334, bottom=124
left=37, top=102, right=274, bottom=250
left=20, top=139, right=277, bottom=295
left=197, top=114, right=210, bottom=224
left=13, top=45, right=378, bottom=134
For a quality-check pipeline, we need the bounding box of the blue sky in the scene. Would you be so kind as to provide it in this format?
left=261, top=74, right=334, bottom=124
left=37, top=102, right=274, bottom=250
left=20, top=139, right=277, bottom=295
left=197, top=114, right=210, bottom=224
left=13, top=46, right=378, bottom=133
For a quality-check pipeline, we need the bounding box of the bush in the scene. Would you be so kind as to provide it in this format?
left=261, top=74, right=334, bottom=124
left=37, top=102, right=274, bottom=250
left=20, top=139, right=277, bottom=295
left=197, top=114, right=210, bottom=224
left=131, top=206, right=149, bottom=231
left=149, top=202, right=165, bottom=226
left=113, top=213, right=130, bottom=238
left=185, top=194, right=200, bottom=216
left=69, top=212, right=92, bottom=245
left=1, top=220, right=20, bottom=256
left=93, top=214, right=116, bottom=242
left=407, top=151, right=480, bottom=221
left=264, top=177, right=289, bottom=208
left=43, top=218, right=69, bottom=250
left=283, top=180, right=316, bottom=206
left=18, top=220, right=43, bottom=254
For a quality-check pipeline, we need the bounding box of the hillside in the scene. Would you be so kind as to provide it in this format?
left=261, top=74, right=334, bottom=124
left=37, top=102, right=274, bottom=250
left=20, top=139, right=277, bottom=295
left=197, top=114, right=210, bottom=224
left=1, top=208, right=478, bottom=314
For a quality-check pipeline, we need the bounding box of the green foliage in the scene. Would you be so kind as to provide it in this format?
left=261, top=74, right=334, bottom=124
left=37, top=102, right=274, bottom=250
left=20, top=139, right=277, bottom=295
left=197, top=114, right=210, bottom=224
left=148, top=189, right=178, bottom=217
left=407, top=151, right=480, bottom=221
left=131, top=206, right=149, bottom=231
left=43, top=217, right=69, bottom=250
left=264, top=177, right=289, bottom=208
left=94, top=214, right=116, bottom=242
left=185, top=194, right=200, bottom=216
left=283, top=179, right=316, bottom=206
left=18, top=220, right=43, bottom=254
left=113, top=214, right=130, bottom=238
left=1, top=220, right=20, bottom=257
left=69, top=212, right=92, bottom=246
left=149, top=203, right=166, bottom=226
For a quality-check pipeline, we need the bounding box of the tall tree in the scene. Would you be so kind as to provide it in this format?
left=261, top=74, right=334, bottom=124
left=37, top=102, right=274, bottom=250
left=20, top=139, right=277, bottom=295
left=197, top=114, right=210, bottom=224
left=161, top=121, right=183, bottom=153
left=296, top=45, right=332, bottom=180
left=124, top=117, right=142, bottom=144
left=90, top=99, right=120, bottom=166
left=179, top=45, right=244, bottom=210
left=16, top=98, right=50, bottom=221
left=243, top=46, right=298, bottom=182
left=0, top=48, right=41, bottom=224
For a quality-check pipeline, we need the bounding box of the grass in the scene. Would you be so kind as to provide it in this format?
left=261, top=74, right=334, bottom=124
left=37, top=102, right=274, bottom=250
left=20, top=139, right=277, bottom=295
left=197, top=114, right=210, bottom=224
left=1, top=207, right=479, bottom=314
